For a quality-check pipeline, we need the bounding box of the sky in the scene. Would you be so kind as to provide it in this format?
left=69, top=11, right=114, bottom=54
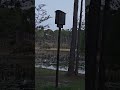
left=35, top=0, right=85, bottom=30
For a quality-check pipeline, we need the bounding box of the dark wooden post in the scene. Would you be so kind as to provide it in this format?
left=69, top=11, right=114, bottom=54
left=85, top=0, right=101, bottom=90
left=99, top=0, right=112, bottom=90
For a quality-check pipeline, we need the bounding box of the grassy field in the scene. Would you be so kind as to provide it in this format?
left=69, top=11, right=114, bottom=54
left=35, top=68, right=85, bottom=90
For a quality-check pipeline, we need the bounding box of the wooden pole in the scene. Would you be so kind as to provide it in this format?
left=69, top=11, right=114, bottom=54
left=56, top=27, right=61, bottom=88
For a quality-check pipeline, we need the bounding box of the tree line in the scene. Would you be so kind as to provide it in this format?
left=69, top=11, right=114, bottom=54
left=35, top=29, right=85, bottom=51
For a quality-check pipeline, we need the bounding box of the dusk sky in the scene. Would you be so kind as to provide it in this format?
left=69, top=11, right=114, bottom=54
left=35, top=0, right=85, bottom=30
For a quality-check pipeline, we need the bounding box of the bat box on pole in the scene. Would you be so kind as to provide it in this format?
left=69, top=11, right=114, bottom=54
left=55, top=10, right=66, bottom=88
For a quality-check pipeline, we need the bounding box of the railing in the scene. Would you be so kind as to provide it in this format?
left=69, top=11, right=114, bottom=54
left=105, top=69, right=120, bottom=90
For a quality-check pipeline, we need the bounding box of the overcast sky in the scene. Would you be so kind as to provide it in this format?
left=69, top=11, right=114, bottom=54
left=35, top=0, right=85, bottom=30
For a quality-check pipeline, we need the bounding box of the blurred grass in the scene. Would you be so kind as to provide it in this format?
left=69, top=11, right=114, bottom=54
left=35, top=68, right=85, bottom=90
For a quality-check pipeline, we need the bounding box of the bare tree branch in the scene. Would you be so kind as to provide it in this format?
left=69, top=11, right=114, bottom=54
left=35, top=4, right=52, bottom=29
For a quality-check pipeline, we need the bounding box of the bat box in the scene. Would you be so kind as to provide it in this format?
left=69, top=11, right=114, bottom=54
left=55, top=10, right=66, bottom=27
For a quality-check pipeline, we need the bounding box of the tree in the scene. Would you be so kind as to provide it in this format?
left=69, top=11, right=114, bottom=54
left=35, top=4, right=51, bottom=29
left=67, top=0, right=79, bottom=76
left=85, top=0, right=101, bottom=90
left=75, top=0, right=84, bottom=75
left=98, top=0, right=120, bottom=90
left=35, top=29, right=44, bottom=42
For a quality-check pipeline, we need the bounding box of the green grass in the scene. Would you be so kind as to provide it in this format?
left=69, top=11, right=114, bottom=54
left=35, top=68, right=85, bottom=90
